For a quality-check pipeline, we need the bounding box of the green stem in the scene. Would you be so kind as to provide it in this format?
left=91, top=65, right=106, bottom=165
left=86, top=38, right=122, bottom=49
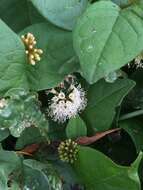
left=119, top=110, right=143, bottom=121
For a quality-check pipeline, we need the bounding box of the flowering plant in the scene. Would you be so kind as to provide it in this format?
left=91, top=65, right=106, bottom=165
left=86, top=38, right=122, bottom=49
left=0, top=0, right=143, bottom=189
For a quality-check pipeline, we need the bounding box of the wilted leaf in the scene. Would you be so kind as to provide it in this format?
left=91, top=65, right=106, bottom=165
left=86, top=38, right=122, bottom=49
left=76, top=128, right=120, bottom=145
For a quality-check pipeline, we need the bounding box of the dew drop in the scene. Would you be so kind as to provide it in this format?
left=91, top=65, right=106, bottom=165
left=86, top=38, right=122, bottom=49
left=105, top=71, right=117, bottom=83
left=99, top=62, right=103, bottom=66
left=0, top=128, right=5, bottom=131
left=92, top=29, right=96, bottom=33
left=86, top=45, right=94, bottom=52
left=23, top=186, right=31, bottom=190
left=65, top=5, right=73, bottom=9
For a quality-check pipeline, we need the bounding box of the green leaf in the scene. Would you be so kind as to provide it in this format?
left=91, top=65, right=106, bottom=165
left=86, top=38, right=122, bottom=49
left=0, top=89, right=49, bottom=138
left=73, top=0, right=143, bottom=83
left=28, top=2, right=48, bottom=24
left=30, top=0, right=88, bottom=30
left=0, top=0, right=48, bottom=32
left=74, top=146, right=142, bottom=190
left=66, top=116, right=87, bottom=139
left=16, top=127, right=45, bottom=150
left=126, top=69, right=143, bottom=109
left=0, top=129, right=9, bottom=142
left=53, top=161, right=80, bottom=189
left=48, top=121, right=66, bottom=141
left=112, top=0, right=136, bottom=7
left=0, top=0, right=30, bottom=32
left=0, top=150, right=21, bottom=190
left=112, top=0, right=129, bottom=6
left=0, top=19, right=28, bottom=95
left=23, top=159, right=62, bottom=190
left=120, top=119, right=143, bottom=153
left=20, top=23, right=79, bottom=90
left=83, top=79, right=135, bottom=131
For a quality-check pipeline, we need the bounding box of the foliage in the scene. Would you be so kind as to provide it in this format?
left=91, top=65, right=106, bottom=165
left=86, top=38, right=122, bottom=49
left=0, top=0, right=143, bottom=189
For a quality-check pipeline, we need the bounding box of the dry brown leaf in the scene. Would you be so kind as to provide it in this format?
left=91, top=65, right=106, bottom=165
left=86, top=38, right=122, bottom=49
left=76, top=128, right=120, bottom=145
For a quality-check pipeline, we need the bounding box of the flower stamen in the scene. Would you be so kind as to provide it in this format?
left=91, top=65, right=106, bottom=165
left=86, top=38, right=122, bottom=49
left=47, top=75, right=87, bottom=123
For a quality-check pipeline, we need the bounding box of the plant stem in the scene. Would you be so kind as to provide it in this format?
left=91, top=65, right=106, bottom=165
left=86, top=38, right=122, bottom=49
left=119, top=109, right=143, bottom=121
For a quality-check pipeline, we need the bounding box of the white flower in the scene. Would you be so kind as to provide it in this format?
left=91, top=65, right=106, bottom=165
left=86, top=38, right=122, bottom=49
left=0, top=98, right=7, bottom=109
left=134, top=55, right=143, bottom=68
left=48, top=84, right=87, bottom=123
left=128, top=54, right=143, bottom=69
left=23, top=186, right=31, bottom=190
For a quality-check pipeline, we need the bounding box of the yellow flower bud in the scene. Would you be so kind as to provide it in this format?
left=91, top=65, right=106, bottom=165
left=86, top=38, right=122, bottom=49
left=21, top=33, right=43, bottom=65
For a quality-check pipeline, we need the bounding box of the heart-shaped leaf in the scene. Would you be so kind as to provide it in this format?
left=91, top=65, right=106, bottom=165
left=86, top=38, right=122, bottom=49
left=83, top=78, right=135, bottom=131
left=74, top=146, right=142, bottom=190
left=73, top=0, right=143, bottom=83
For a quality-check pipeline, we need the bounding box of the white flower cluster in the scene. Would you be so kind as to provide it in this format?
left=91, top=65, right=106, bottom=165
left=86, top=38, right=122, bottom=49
left=128, top=54, right=143, bottom=69
left=48, top=77, right=87, bottom=123
left=134, top=55, right=143, bottom=68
